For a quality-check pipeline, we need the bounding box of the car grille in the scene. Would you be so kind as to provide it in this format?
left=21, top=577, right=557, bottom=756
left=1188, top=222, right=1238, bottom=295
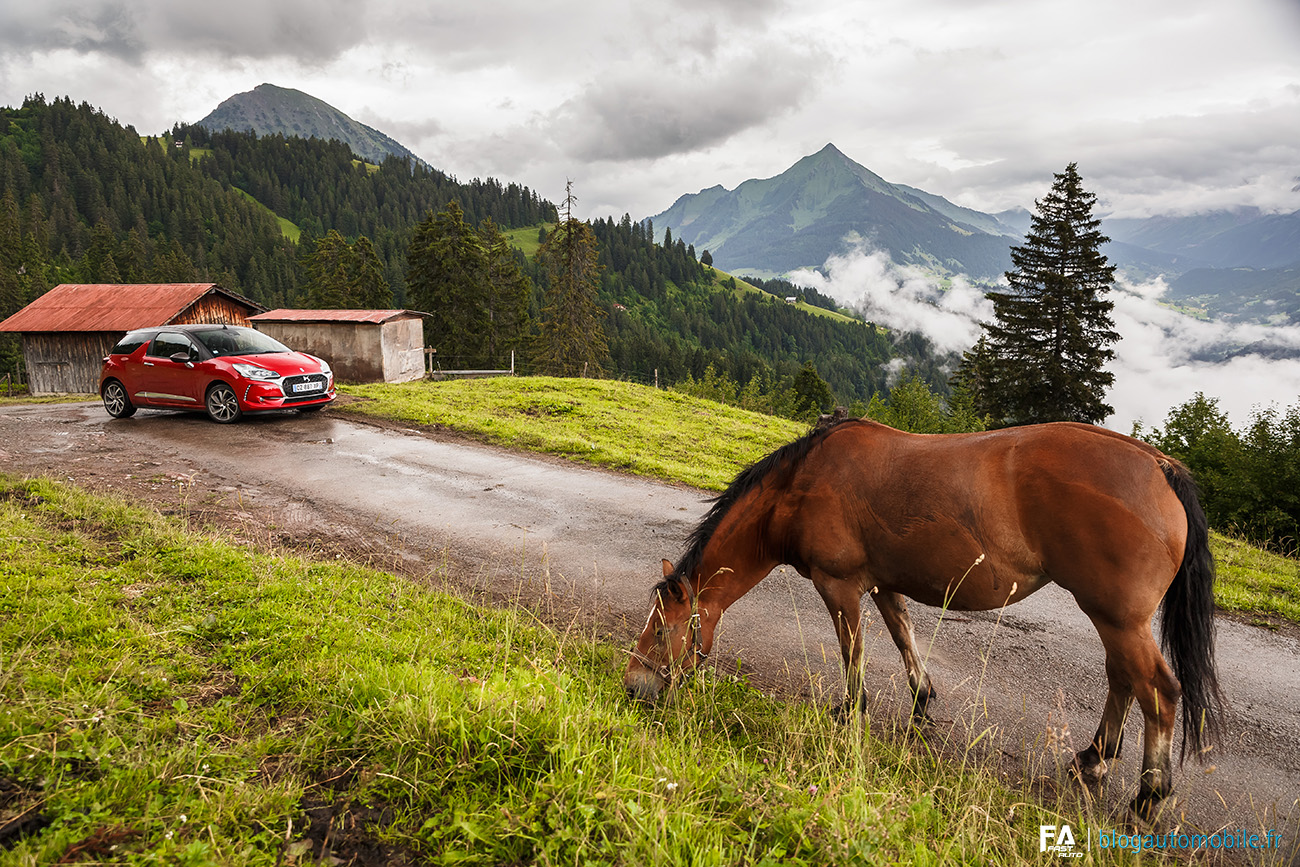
left=281, top=373, right=330, bottom=402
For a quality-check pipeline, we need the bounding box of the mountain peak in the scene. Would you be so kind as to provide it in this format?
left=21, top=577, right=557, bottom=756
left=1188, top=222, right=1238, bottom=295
left=198, top=83, right=425, bottom=168
left=650, top=144, right=1016, bottom=278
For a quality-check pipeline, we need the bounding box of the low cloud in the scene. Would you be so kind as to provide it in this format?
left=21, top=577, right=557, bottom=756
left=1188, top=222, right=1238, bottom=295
left=1108, top=276, right=1300, bottom=431
left=789, top=237, right=992, bottom=354
left=791, top=240, right=1300, bottom=431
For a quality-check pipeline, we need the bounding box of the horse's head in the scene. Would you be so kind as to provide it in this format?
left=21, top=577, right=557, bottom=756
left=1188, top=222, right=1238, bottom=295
left=624, top=559, right=707, bottom=704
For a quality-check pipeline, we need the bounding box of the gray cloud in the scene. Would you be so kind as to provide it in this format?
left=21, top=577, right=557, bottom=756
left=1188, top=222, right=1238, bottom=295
left=0, top=3, right=142, bottom=59
left=545, top=46, right=829, bottom=162
left=1, top=0, right=364, bottom=62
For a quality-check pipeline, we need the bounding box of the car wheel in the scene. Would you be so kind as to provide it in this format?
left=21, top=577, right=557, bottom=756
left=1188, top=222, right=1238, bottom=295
left=101, top=380, right=137, bottom=418
left=205, top=382, right=243, bottom=424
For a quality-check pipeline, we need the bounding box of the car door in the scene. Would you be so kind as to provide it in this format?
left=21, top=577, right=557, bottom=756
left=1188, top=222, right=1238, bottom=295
left=138, top=332, right=202, bottom=406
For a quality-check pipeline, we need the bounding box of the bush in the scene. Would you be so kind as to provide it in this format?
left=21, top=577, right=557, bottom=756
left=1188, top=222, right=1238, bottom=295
left=1138, top=393, right=1300, bottom=553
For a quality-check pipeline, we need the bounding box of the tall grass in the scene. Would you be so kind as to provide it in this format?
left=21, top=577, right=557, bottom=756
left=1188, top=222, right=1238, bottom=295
left=0, top=475, right=1116, bottom=865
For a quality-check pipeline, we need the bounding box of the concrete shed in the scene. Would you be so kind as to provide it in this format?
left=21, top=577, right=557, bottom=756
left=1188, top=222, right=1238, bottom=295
left=0, top=283, right=264, bottom=394
left=248, top=309, right=427, bottom=384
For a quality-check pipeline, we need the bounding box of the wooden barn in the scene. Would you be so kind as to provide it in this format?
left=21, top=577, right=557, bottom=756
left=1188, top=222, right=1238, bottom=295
left=0, top=283, right=264, bottom=394
left=248, top=309, right=427, bottom=384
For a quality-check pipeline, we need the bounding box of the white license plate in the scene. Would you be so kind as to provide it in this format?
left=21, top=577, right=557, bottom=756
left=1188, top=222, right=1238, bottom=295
left=292, top=382, right=323, bottom=393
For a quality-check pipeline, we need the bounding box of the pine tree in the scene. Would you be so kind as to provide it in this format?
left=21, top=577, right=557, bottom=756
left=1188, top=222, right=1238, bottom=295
left=406, top=202, right=490, bottom=363
left=302, top=231, right=393, bottom=309
left=477, top=217, right=532, bottom=362
left=789, top=360, right=834, bottom=421
left=303, top=230, right=354, bottom=308
left=965, top=163, right=1118, bottom=425
left=534, top=182, right=609, bottom=377
left=348, top=236, right=393, bottom=308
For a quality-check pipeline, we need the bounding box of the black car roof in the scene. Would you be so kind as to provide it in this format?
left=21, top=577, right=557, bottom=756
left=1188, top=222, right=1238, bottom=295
left=125, top=323, right=255, bottom=335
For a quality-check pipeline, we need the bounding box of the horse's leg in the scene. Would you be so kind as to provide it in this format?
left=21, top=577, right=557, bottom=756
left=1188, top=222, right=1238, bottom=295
left=1090, top=621, right=1181, bottom=820
left=870, top=591, right=936, bottom=720
left=811, top=577, right=867, bottom=712
left=1072, top=650, right=1134, bottom=786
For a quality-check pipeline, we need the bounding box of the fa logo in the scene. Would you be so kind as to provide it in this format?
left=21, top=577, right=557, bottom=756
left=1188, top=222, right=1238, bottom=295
left=1040, top=824, right=1079, bottom=855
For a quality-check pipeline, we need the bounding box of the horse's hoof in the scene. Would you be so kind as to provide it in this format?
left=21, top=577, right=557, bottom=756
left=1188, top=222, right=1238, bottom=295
left=1129, top=790, right=1175, bottom=825
left=1070, top=755, right=1107, bottom=787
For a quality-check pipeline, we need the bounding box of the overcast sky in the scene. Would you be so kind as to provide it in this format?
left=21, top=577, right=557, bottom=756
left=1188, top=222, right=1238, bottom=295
left=5, top=0, right=1300, bottom=427
left=3, top=0, right=1299, bottom=223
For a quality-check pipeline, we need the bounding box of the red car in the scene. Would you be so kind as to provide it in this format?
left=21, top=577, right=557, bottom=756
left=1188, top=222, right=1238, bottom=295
left=99, top=324, right=335, bottom=423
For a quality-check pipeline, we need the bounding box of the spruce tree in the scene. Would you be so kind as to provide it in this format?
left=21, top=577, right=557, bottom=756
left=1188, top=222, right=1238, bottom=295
left=477, top=217, right=532, bottom=361
left=405, top=204, right=531, bottom=367
left=534, top=182, right=609, bottom=376
left=965, top=163, right=1118, bottom=425
left=406, top=202, right=490, bottom=363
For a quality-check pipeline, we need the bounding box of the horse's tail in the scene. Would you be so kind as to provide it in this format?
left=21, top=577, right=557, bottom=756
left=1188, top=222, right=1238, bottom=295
left=1159, top=458, right=1226, bottom=763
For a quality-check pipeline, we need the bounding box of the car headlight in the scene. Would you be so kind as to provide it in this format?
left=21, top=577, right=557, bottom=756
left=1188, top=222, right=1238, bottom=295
left=233, top=363, right=280, bottom=380
left=310, top=355, right=332, bottom=376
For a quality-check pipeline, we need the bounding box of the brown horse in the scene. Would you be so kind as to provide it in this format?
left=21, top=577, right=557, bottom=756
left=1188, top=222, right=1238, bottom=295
left=624, top=419, right=1223, bottom=819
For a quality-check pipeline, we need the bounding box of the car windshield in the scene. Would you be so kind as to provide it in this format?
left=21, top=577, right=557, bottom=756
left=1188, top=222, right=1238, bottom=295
left=192, top=327, right=290, bottom=357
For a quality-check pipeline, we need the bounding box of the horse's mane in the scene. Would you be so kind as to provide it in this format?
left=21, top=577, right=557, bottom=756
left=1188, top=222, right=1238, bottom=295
left=653, top=418, right=862, bottom=599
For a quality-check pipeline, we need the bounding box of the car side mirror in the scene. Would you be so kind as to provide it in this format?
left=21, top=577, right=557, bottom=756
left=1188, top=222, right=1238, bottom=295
left=169, top=351, right=194, bottom=366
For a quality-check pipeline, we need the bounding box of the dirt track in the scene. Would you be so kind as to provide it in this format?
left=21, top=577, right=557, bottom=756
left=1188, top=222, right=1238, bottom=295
left=2, top=400, right=1298, bottom=860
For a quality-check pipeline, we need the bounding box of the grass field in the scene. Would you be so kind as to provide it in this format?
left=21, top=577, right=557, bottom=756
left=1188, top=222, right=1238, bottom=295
left=337, top=376, right=1300, bottom=625
left=339, top=376, right=805, bottom=491
left=0, top=393, right=96, bottom=407
left=0, top=475, right=1098, bottom=865
left=501, top=223, right=553, bottom=260
left=230, top=188, right=301, bottom=242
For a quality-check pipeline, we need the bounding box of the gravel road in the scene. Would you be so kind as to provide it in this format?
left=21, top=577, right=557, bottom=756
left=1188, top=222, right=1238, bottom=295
left=2, top=400, right=1297, bottom=859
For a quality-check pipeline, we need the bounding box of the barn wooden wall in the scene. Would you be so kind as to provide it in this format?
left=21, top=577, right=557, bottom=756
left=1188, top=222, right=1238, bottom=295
left=171, top=297, right=256, bottom=326
left=19, top=296, right=255, bottom=394
left=23, top=333, right=119, bottom=395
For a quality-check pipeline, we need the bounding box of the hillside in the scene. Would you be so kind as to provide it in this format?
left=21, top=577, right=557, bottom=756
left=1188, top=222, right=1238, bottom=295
left=0, top=95, right=553, bottom=311
left=0, top=95, right=952, bottom=406
left=198, top=83, right=426, bottom=168
left=651, top=143, right=1019, bottom=280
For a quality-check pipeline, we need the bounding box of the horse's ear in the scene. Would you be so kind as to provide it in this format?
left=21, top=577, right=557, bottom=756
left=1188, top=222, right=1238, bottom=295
left=661, top=559, right=674, bottom=577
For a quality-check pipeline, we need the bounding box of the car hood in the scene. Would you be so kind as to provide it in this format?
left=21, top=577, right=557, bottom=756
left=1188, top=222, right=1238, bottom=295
left=224, top=352, right=324, bottom=376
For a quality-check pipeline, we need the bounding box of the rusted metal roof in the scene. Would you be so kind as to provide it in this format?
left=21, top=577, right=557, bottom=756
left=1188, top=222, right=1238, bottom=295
left=0, top=283, right=264, bottom=333
left=249, top=309, right=428, bottom=324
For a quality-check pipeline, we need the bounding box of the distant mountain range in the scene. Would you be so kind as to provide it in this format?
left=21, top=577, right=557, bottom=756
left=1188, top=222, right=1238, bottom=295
left=195, top=85, right=1298, bottom=324
left=198, top=83, right=425, bottom=168
left=651, top=144, right=1300, bottom=321
left=651, top=144, right=1020, bottom=281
